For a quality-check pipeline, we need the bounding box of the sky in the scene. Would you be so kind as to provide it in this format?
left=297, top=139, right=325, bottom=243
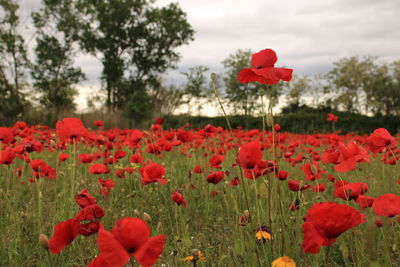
left=13, top=0, right=400, bottom=112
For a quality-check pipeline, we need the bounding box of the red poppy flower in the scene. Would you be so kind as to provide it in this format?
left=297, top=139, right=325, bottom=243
left=327, top=113, right=339, bottom=123
left=155, top=117, right=164, bottom=125
left=56, top=118, right=88, bottom=141
left=193, top=165, right=204, bottom=174
left=238, top=49, right=293, bottom=85
left=78, top=153, right=95, bottom=164
left=58, top=153, right=70, bottom=162
left=207, top=171, right=225, bottom=184
left=301, top=160, right=326, bottom=181
left=334, top=142, right=370, bottom=172
left=274, top=123, right=281, bottom=132
left=209, top=155, right=224, bottom=168
left=94, top=120, right=104, bottom=127
left=302, top=202, right=365, bottom=254
left=238, top=141, right=262, bottom=169
left=89, top=163, right=110, bottom=175
left=313, top=183, right=326, bottom=193
left=368, top=128, right=396, bottom=153
left=75, top=189, right=97, bottom=208
left=79, top=221, right=101, bottom=236
left=230, top=177, right=240, bottom=186
left=355, top=195, right=374, bottom=210
left=49, top=218, right=80, bottom=254
left=372, top=193, right=400, bottom=217
left=30, top=159, right=47, bottom=172
left=139, top=162, right=167, bottom=185
left=334, top=181, right=369, bottom=200
left=277, top=170, right=289, bottom=180
left=75, top=204, right=105, bottom=221
left=129, top=153, right=145, bottom=165
left=0, top=147, right=15, bottom=165
left=88, top=218, right=165, bottom=267
left=114, top=150, right=127, bottom=159
left=0, top=127, right=14, bottom=144
left=172, top=190, right=187, bottom=208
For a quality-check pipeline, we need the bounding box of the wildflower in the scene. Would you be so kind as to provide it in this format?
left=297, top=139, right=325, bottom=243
left=94, top=120, right=104, bottom=127
left=372, top=193, right=400, bottom=217
left=207, top=171, right=225, bottom=184
left=172, top=190, right=187, bottom=207
left=49, top=218, right=80, bottom=254
left=272, top=256, right=296, bottom=267
left=89, top=163, right=110, bottom=175
left=88, top=217, right=165, bottom=267
left=238, top=48, right=293, bottom=85
left=238, top=141, right=262, bottom=169
left=326, top=113, right=338, bottom=123
left=181, top=249, right=206, bottom=263
left=0, top=127, right=14, bottom=144
left=302, top=202, right=365, bottom=254
left=368, top=128, right=396, bottom=153
left=56, top=118, right=88, bottom=141
left=139, top=161, right=167, bottom=185
left=255, top=225, right=272, bottom=243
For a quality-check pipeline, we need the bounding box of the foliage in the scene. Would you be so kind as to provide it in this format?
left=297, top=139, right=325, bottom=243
left=0, top=0, right=30, bottom=121
left=36, top=0, right=194, bottom=112
left=327, top=56, right=400, bottom=116
left=31, top=35, right=85, bottom=124
left=163, top=106, right=400, bottom=134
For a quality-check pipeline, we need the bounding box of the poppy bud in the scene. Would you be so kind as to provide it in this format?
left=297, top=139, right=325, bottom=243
left=375, top=219, right=384, bottom=228
left=134, top=209, right=140, bottom=216
left=38, top=234, right=49, bottom=250
left=157, top=221, right=163, bottom=232
left=143, top=212, right=152, bottom=222
left=243, top=210, right=250, bottom=219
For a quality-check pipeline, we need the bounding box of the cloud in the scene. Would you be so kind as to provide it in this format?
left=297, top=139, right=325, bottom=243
left=11, top=0, right=400, bottom=110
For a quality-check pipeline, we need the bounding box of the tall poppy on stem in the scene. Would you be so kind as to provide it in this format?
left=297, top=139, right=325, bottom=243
left=238, top=49, right=293, bottom=85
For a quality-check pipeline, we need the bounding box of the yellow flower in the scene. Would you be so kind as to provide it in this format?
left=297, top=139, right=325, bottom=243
left=272, top=256, right=296, bottom=267
left=256, top=230, right=272, bottom=241
left=255, top=225, right=272, bottom=244
left=180, top=249, right=206, bottom=263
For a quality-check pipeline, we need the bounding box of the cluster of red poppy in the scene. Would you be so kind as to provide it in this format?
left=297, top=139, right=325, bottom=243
left=1, top=49, right=399, bottom=266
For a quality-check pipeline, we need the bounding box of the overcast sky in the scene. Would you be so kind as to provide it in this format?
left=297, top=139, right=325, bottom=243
left=15, top=0, right=400, bottom=110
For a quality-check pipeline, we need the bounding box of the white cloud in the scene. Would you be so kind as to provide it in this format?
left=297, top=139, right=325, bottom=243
left=12, top=0, right=400, bottom=111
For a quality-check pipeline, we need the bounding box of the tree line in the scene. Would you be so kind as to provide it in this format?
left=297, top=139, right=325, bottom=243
left=1, top=0, right=399, bottom=127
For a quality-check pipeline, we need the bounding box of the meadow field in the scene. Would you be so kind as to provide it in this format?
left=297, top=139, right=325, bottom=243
left=0, top=117, right=399, bottom=267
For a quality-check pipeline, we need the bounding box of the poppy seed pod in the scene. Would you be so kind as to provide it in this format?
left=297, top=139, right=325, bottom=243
left=39, top=234, right=50, bottom=250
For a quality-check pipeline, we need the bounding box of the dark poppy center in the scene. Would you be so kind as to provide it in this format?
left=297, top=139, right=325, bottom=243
left=256, top=65, right=262, bottom=69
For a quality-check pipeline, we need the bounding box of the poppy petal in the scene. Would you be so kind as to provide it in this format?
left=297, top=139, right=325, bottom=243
left=238, top=69, right=266, bottom=84
left=88, top=254, right=113, bottom=267
left=49, top=218, right=80, bottom=254
left=133, top=235, right=166, bottom=267
left=97, top=227, right=130, bottom=267
left=274, top=67, right=293, bottom=81
left=334, top=157, right=357, bottom=172
left=252, top=68, right=280, bottom=84
left=302, top=222, right=326, bottom=254
left=251, top=49, right=277, bottom=68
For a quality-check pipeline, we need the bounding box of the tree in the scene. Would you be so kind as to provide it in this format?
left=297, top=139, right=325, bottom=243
left=286, top=75, right=311, bottom=105
left=327, top=56, right=400, bottom=115
left=30, top=35, right=85, bottom=123
left=0, top=0, right=30, bottom=121
left=38, top=0, right=194, bottom=114
left=222, top=49, right=283, bottom=115
left=181, top=65, right=209, bottom=114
